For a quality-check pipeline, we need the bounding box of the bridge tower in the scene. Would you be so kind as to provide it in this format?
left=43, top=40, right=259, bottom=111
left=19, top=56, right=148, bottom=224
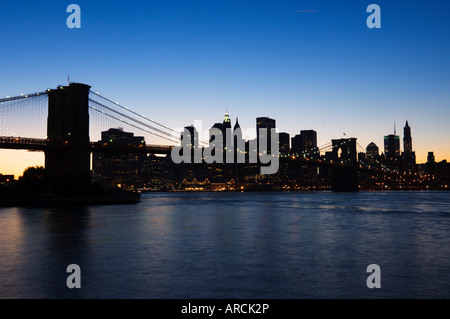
left=331, top=138, right=359, bottom=192
left=45, top=83, right=91, bottom=193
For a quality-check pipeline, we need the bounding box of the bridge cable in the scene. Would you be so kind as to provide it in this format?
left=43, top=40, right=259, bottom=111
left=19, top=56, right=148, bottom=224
left=89, top=91, right=180, bottom=136
left=89, top=99, right=179, bottom=141
left=89, top=106, right=180, bottom=145
left=89, top=91, right=210, bottom=146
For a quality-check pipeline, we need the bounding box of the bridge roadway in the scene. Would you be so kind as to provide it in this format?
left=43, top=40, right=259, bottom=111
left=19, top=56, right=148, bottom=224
left=0, top=136, right=173, bottom=155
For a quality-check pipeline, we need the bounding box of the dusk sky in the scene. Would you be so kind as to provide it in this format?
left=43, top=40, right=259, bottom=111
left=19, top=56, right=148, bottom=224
left=1, top=0, right=449, bottom=177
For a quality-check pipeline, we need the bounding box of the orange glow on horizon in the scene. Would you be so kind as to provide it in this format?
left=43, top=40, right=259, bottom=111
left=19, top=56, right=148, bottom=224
left=0, top=150, right=44, bottom=178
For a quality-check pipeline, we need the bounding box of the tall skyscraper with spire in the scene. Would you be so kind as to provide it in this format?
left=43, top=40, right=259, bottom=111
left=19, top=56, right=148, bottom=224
left=384, top=123, right=400, bottom=159
left=402, top=120, right=416, bottom=171
left=222, top=109, right=232, bottom=158
left=233, top=117, right=245, bottom=164
left=233, top=117, right=240, bottom=131
left=222, top=109, right=231, bottom=136
left=209, top=109, right=233, bottom=162
left=403, top=120, right=412, bottom=154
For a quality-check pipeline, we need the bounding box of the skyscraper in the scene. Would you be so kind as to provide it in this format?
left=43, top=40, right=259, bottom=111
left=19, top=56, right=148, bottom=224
left=384, top=128, right=400, bottom=159
left=301, top=130, right=319, bottom=159
left=233, top=117, right=240, bottom=131
left=184, top=125, right=198, bottom=149
left=233, top=117, right=245, bottom=161
left=402, top=120, right=416, bottom=171
left=291, top=134, right=302, bottom=154
left=210, top=110, right=232, bottom=142
left=209, top=110, right=233, bottom=162
left=300, top=130, right=317, bottom=149
left=256, top=116, right=276, bottom=155
left=427, top=151, right=435, bottom=163
left=427, top=151, right=436, bottom=176
left=291, top=130, right=318, bottom=159
left=278, top=132, right=290, bottom=156
left=403, top=121, right=412, bottom=154
left=92, top=128, right=147, bottom=189
left=366, top=142, right=379, bottom=158
left=222, top=110, right=232, bottom=153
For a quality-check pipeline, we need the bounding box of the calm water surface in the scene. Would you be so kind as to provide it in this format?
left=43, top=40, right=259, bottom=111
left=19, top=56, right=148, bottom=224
left=0, top=191, right=449, bottom=298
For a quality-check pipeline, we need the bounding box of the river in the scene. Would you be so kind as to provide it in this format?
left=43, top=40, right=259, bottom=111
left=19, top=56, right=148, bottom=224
left=0, top=191, right=449, bottom=298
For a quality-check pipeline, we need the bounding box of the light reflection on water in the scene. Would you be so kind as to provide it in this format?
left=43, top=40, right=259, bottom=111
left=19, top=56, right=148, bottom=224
left=0, top=191, right=449, bottom=298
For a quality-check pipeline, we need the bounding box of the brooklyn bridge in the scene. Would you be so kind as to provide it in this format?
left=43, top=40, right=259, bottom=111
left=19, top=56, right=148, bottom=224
left=0, top=82, right=405, bottom=193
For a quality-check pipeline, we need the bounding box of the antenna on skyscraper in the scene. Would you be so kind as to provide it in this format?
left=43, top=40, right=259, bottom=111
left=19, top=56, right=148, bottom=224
left=394, top=122, right=396, bottom=135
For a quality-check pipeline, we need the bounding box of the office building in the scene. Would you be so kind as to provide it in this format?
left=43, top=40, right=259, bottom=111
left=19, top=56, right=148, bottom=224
left=291, top=130, right=318, bottom=159
left=366, top=142, right=379, bottom=158
left=92, top=128, right=147, bottom=189
left=384, top=134, right=400, bottom=159
left=256, top=116, right=276, bottom=155
left=403, top=121, right=412, bottom=154
left=279, top=132, right=290, bottom=156
left=402, top=121, right=416, bottom=171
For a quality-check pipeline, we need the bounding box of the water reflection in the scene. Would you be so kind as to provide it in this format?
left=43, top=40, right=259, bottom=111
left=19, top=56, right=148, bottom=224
left=0, top=206, right=92, bottom=298
left=0, top=191, right=450, bottom=298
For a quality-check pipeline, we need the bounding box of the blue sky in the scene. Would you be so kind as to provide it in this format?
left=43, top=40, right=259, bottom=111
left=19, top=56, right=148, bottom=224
left=1, top=0, right=449, bottom=175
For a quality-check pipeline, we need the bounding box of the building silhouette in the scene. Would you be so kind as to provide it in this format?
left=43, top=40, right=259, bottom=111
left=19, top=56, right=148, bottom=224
left=366, top=142, right=379, bottom=158
left=402, top=121, right=416, bottom=171
left=92, top=128, right=147, bottom=189
left=208, top=111, right=233, bottom=162
left=384, top=133, right=400, bottom=159
left=233, top=117, right=246, bottom=163
left=256, top=116, right=276, bottom=155
left=222, top=110, right=232, bottom=150
left=427, top=151, right=436, bottom=176
left=278, top=132, right=290, bottom=156
left=403, top=121, right=412, bottom=153
left=184, top=125, right=198, bottom=149
left=291, top=130, right=319, bottom=159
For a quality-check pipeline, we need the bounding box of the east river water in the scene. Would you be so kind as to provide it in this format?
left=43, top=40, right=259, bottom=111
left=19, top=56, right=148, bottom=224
left=0, top=191, right=449, bottom=298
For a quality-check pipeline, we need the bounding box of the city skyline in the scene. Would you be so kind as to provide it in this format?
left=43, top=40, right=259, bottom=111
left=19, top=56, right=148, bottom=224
left=0, top=102, right=447, bottom=178
left=0, top=102, right=444, bottom=179
left=2, top=1, right=450, bottom=304
left=1, top=1, right=449, bottom=176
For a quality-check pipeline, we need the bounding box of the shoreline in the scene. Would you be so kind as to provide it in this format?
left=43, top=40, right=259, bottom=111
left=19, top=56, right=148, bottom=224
left=1, top=188, right=448, bottom=208
left=0, top=193, right=141, bottom=208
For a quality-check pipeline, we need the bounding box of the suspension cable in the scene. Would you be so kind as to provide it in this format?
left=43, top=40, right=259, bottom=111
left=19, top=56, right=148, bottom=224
left=89, top=90, right=180, bottom=136
left=89, top=106, right=180, bottom=144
